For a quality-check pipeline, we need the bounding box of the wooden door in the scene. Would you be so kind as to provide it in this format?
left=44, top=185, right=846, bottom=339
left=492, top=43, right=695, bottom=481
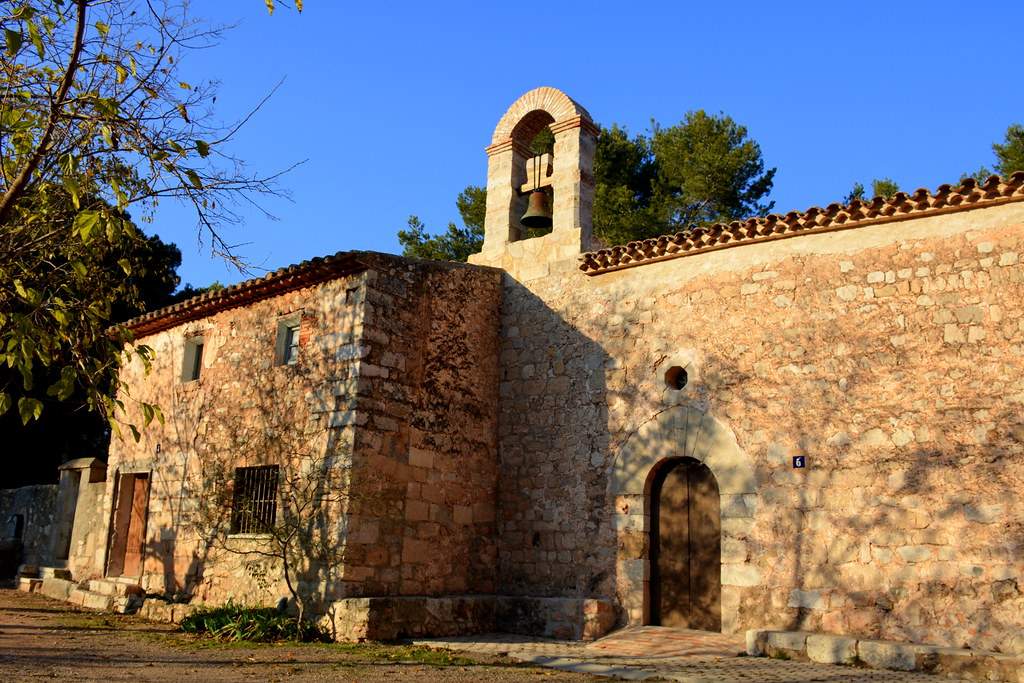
left=106, top=473, right=150, bottom=578
left=121, top=474, right=150, bottom=576
left=652, top=459, right=721, bottom=630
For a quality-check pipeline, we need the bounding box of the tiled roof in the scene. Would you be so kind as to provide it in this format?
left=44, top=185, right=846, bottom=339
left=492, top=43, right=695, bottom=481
left=578, top=172, right=1024, bottom=276
left=121, top=250, right=375, bottom=337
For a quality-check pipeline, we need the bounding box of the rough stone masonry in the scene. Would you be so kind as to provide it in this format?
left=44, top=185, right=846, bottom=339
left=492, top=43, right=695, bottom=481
left=40, top=87, right=1024, bottom=654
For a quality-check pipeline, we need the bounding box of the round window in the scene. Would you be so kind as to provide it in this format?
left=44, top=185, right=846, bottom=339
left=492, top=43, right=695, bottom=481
left=664, top=366, right=688, bottom=390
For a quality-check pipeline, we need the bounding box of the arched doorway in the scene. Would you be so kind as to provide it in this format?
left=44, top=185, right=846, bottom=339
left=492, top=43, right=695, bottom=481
left=650, top=457, right=721, bottom=630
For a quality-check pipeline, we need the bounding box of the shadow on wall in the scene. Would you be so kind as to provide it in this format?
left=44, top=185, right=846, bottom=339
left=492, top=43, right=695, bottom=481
left=740, top=353, right=1018, bottom=653
left=494, top=277, right=614, bottom=604
left=118, top=300, right=364, bottom=621
left=605, top=302, right=1024, bottom=652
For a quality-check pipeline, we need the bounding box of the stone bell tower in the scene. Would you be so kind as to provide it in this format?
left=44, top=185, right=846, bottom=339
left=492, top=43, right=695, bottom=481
left=468, top=87, right=597, bottom=279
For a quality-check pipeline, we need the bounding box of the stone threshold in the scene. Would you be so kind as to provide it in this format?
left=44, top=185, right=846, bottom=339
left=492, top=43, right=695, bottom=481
left=746, top=629, right=1024, bottom=683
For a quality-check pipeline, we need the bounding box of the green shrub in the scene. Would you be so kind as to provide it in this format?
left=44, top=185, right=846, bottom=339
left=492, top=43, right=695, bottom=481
left=180, top=602, right=329, bottom=643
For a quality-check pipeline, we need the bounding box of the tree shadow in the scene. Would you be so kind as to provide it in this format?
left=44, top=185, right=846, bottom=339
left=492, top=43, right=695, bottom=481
left=107, top=256, right=506, bottom=635
left=593, top=259, right=1024, bottom=653
left=503, top=247, right=1024, bottom=654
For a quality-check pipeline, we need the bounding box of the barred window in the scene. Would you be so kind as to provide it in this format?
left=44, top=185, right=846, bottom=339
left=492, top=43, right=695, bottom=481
left=230, top=466, right=279, bottom=534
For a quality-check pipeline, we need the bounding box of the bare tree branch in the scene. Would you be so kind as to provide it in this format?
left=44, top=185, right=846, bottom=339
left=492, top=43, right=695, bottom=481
left=0, top=0, right=88, bottom=224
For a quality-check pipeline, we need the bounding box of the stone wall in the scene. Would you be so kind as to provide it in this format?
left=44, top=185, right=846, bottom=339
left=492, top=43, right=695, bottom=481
left=0, top=484, right=57, bottom=570
left=491, top=200, right=1024, bottom=653
left=61, top=460, right=109, bottom=580
left=341, top=258, right=502, bottom=597
left=105, top=254, right=501, bottom=617
left=107, top=269, right=368, bottom=603
left=322, top=594, right=614, bottom=641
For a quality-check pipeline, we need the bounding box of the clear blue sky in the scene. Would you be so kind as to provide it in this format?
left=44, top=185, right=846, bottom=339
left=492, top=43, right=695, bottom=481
left=152, top=1, right=1024, bottom=289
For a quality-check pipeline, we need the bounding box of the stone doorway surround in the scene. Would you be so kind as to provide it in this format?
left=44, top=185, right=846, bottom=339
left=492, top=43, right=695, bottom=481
left=610, top=399, right=757, bottom=632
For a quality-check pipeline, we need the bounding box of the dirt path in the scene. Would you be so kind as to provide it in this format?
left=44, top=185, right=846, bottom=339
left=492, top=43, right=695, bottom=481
left=0, top=589, right=596, bottom=682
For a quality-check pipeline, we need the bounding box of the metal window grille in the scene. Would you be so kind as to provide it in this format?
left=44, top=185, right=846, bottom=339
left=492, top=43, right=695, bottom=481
left=230, top=465, right=279, bottom=534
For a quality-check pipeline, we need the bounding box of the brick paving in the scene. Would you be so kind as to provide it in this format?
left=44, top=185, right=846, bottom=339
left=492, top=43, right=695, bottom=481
left=413, top=628, right=967, bottom=682
left=585, top=626, right=744, bottom=658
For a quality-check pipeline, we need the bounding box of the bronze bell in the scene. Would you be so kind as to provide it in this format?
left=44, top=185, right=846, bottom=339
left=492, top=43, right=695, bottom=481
left=520, top=189, right=552, bottom=229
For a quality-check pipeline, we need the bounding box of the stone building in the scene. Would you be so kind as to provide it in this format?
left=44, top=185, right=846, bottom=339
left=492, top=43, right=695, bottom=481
left=17, top=87, right=1024, bottom=653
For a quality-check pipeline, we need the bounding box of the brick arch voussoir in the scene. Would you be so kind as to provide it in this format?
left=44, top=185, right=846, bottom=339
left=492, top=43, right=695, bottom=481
left=491, top=86, right=592, bottom=145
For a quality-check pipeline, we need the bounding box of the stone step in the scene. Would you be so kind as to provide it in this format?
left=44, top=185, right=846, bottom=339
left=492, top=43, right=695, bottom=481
left=139, top=599, right=198, bottom=624
left=38, top=567, right=72, bottom=580
left=17, top=577, right=41, bottom=593
left=66, top=581, right=145, bottom=614
left=111, top=594, right=145, bottom=614
left=40, top=577, right=75, bottom=602
left=16, top=564, right=38, bottom=578
left=68, top=588, right=113, bottom=612
left=86, top=579, right=143, bottom=597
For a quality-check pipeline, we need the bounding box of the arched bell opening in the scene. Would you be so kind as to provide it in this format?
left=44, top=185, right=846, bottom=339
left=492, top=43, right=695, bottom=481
left=510, top=113, right=556, bottom=241
left=475, top=87, right=595, bottom=260
left=646, top=456, right=722, bottom=631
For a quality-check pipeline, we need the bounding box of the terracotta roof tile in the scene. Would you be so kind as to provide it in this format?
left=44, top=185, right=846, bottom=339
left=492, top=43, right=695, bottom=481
left=578, top=172, right=1024, bottom=275
left=120, top=250, right=375, bottom=338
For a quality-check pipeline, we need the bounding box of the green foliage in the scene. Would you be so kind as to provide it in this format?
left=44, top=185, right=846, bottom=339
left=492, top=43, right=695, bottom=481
left=960, top=125, right=1024, bottom=183
left=871, top=178, right=900, bottom=198
left=529, top=126, right=555, bottom=156
left=0, top=184, right=164, bottom=429
left=961, top=166, right=994, bottom=184
left=592, top=125, right=661, bottom=246
left=397, top=186, right=485, bottom=261
left=264, top=0, right=304, bottom=14
left=844, top=178, right=900, bottom=203
left=650, top=110, right=776, bottom=228
left=993, top=124, right=1024, bottom=176
left=0, top=1, right=284, bottom=428
left=180, top=602, right=329, bottom=643
left=170, top=281, right=226, bottom=305
left=1, top=224, right=184, bottom=482
left=593, top=113, right=776, bottom=246
left=844, top=182, right=866, bottom=203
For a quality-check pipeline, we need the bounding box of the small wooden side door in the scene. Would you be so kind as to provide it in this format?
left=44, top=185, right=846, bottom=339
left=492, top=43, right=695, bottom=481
left=106, top=472, right=150, bottom=578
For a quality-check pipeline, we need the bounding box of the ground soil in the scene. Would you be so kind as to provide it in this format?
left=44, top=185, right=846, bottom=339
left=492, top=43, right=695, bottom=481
left=0, top=589, right=597, bottom=681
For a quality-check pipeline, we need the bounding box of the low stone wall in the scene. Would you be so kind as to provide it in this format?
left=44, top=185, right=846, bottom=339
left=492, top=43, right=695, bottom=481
left=747, top=629, right=1024, bottom=682
left=322, top=595, right=615, bottom=642
left=59, top=458, right=108, bottom=580
left=0, top=484, right=58, bottom=572
left=138, top=598, right=198, bottom=624
left=495, top=596, right=615, bottom=641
